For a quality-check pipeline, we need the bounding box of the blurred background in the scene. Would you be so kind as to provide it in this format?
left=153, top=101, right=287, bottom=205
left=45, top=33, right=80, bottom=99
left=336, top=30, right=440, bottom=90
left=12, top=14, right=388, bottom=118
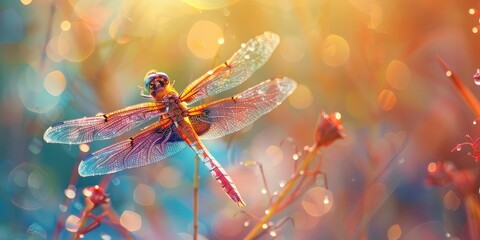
left=1, top=0, right=480, bottom=239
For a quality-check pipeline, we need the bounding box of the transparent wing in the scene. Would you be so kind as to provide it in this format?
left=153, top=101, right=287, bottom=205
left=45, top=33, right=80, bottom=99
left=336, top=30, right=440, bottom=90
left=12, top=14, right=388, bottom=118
left=188, top=77, right=297, bottom=140
left=44, top=102, right=165, bottom=144
left=78, top=119, right=187, bottom=176
left=179, top=32, right=280, bottom=105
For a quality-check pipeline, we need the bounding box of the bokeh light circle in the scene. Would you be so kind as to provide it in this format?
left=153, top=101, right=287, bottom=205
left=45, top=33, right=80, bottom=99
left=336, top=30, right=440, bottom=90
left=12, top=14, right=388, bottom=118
left=386, top=60, right=411, bottom=90
left=288, top=84, right=313, bottom=109
left=18, top=66, right=60, bottom=113
left=280, top=36, right=306, bottom=62
left=187, top=21, right=223, bottom=59
left=301, top=187, right=333, bottom=217
left=44, top=70, right=67, bottom=96
left=7, top=163, right=52, bottom=210
left=58, top=21, right=95, bottom=62
left=378, top=89, right=397, bottom=111
left=321, top=34, right=350, bottom=67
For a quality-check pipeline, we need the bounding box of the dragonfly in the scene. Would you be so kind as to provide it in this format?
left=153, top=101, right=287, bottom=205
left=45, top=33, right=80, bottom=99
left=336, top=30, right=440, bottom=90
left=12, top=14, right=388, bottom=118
left=44, top=32, right=297, bottom=206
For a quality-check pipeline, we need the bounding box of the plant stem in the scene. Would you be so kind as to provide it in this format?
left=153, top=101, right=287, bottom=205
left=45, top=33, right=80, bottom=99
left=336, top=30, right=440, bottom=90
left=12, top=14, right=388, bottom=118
left=436, top=56, right=480, bottom=117
left=193, top=156, right=200, bottom=240
left=244, top=143, right=320, bottom=240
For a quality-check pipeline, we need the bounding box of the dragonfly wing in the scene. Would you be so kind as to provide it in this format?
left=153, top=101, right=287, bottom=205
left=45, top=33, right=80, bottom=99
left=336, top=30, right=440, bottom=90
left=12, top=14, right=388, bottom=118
left=179, top=32, right=280, bottom=105
left=44, top=102, right=165, bottom=144
left=79, top=119, right=187, bottom=176
left=188, top=77, right=297, bottom=140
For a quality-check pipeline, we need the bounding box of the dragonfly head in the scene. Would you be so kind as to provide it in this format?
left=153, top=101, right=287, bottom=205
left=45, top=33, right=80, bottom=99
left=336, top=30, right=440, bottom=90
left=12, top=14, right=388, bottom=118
left=144, top=71, right=171, bottom=97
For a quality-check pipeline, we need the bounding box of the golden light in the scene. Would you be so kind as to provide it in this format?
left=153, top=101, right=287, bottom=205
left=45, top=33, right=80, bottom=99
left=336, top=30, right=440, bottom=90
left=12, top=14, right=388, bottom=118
left=133, top=183, right=156, bottom=206
left=79, top=144, right=90, bottom=153
left=386, top=60, right=411, bottom=90
left=60, top=21, right=71, bottom=31
left=120, top=210, right=142, bottom=232
left=43, top=71, right=66, bottom=96
left=302, top=187, right=333, bottom=217
left=288, top=84, right=313, bottom=109
left=264, top=145, right=283, bottom=166
left=321, top=34, right=350, bottom=67
left=279, top=36, right=306, bottom=62
left=58, top=21, right=95, bottom=62
left=378, top=89, right=397, bottom=111
left=20, top=0, right=32, bottom=5
left=446, top=70, right=452, bottom=77
left=108, top=17, right=130, bottom=44
left=182, top=0, right=239, bottom=10
left=367, top=4, right=382, bottom=29
left=387, top=224, right=402, bottom=240
left=187, top=20, right=223, bottom=59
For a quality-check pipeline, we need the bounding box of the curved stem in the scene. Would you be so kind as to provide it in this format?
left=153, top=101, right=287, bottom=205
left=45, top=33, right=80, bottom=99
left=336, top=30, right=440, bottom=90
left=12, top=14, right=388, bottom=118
left=244, top=143, right=320, bottom=240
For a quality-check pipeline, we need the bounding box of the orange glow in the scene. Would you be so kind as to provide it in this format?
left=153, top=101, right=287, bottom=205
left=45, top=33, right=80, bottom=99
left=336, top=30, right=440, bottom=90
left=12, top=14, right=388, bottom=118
left=321, top=34, right=350, bottom=67
left=378, top=89, right=397, bottom=111
left=288, top=84, right=313, bottom=109
left=427, top=162, right=437, bottom=173
left=386, top=60, right=411, bottom=90
left=187, top=21, right=223, bottom=59
left=301, top=187, right=333, bottom=217
left=387, top=224, right=402, bottom=240
left=58, top=22, right=95, bottom=62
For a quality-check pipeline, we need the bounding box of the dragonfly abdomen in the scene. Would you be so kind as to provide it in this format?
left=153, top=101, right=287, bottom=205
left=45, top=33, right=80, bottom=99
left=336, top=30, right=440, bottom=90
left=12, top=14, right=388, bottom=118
left=176, top=120, right=245, bottom=206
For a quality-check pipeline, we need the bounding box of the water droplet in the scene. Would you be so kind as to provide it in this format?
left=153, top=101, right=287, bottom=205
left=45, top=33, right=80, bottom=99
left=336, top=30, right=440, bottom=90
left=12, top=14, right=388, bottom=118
left=473, top=69, right=480, bottom=85
left=64, top=185, right=76, bottom=199
left=261, top=188, right=267, bottom=194
left=244, top=54, right=250, bottom=60
left=473, top=120, right=477, bottom=125
left=262, top=223, right=268, bottom=229
left=100, top=233, right=111, bottom=240
left=241, top=43, right=246, bottom=48
left=279, top=181, right=286, bottom=188
left=469, top=8, right=476, bottom=15
left=7, top=163, right=51, bottom=210
left=265, top=209, right=270, bottom=214
left=292, top=154, right=299, bottom=160
left=65, top=215, right=81, bottom=232
left=111, top=177, right=120, bottom=186
left=243, top=220, right=250, bottom=227
left=456, top=146, right=462, bottom=151
left=446, top=70, right=452, bottom=77
left=59, top=204, right=68, bottom=212
left=79, top=144, right=89, bottom=153
left=323, top=196, right=330, bottom=205
left=269, top=231, right=277, bottom=237
left=27, top=223, right=47, bottom=240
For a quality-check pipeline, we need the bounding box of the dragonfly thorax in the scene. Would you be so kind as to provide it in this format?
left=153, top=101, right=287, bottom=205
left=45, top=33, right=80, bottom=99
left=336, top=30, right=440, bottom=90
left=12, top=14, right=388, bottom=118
left=163, top=92, right=188, bottom=121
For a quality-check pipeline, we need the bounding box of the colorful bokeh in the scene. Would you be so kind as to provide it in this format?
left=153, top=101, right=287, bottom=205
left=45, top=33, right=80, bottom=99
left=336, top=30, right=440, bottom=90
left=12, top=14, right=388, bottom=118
left=2, top=0, right=480, bottom=239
